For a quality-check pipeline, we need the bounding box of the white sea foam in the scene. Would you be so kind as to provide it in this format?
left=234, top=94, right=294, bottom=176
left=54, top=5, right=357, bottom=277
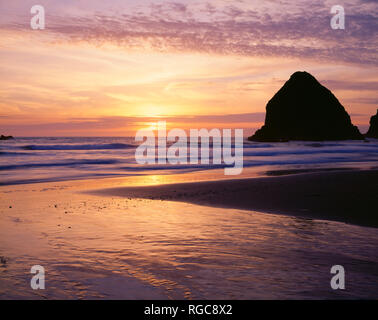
left=1, top=137, right=377, bottom=185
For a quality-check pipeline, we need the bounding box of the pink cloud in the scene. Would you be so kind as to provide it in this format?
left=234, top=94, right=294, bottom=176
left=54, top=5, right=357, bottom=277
left=1, top=1, right=377, bottom=65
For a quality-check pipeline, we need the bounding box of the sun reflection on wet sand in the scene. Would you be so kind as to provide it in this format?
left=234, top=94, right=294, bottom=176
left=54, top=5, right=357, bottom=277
left=0, top=177, right=377, bottom=299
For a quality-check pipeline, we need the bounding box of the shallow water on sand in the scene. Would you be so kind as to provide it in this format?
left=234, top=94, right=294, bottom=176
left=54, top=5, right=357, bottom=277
left=0, top=180, right=377, bottom=299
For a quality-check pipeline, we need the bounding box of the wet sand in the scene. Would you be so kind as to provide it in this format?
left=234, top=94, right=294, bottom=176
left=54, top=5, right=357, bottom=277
left=93, top=169, right=378, bottom=228
left=1, top=171, right=378, bottom=299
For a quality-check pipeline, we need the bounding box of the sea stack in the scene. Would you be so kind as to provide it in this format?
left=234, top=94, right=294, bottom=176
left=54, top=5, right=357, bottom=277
left=0, top=135, right=14, bottom=140
left=365, top=109, right=378, bottom=138
left=248, top=71, right=363, bottom=141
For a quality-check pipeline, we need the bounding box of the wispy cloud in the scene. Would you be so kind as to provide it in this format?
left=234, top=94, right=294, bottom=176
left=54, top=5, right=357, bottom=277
left=0, top=1, right=377, bottom=136
left=2, top=0, right=377, bottom=65
left=322, top=80, right=378, bottom=91
left=0, top=113, right=266, bottom=136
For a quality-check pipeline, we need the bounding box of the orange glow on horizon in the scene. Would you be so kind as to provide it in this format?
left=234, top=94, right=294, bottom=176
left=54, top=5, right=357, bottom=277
left=0, top=23, right=376, bottom=136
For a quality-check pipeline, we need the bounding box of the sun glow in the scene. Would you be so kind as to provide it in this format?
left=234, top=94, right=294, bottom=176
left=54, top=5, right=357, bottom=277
left=0, top=2, right=376, bottom=137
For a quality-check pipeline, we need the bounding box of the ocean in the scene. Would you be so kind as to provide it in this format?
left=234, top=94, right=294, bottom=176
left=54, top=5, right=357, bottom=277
left=1, top=137, right=378, bottom=299
left=1, top=137, right=378, bottom=185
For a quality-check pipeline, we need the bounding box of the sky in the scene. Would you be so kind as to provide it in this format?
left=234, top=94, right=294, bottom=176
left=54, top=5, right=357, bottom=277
left=0, top=0, right=377, bottom=136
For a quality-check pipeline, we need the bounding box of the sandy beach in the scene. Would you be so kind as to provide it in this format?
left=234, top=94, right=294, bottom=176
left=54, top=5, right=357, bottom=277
left=1, top=0, right=378, bottom=304
left=1, top=169, right=378, bottom=299
left=92, top=169, right=378, bottom=228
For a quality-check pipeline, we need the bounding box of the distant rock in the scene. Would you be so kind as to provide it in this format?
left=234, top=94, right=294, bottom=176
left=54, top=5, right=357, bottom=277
left=0, top=135, right=14, bottom=140
left=365, top=109, right=378, bottom=138
left=248, top=71, right=364, bottom=141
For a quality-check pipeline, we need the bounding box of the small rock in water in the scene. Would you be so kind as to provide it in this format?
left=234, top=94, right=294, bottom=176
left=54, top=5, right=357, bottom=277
left=365, top=109, right=378, bottom=138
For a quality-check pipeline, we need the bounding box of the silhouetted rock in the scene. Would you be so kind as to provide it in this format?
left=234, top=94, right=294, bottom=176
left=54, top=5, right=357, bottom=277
left=249, top=71, right=363, bottom=141
left=0, top=135, right=14, bottom=140
left=365, top=109, right=378, bottom=138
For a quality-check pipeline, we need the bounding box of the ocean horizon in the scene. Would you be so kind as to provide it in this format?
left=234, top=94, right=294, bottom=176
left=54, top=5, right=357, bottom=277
left=1, top=0, right=377, bottom=305
left=1, top=137, right=378, bottom=185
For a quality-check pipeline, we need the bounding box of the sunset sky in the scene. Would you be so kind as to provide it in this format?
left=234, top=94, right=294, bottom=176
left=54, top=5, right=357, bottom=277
left=0, top=0, right=377, bottom=136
